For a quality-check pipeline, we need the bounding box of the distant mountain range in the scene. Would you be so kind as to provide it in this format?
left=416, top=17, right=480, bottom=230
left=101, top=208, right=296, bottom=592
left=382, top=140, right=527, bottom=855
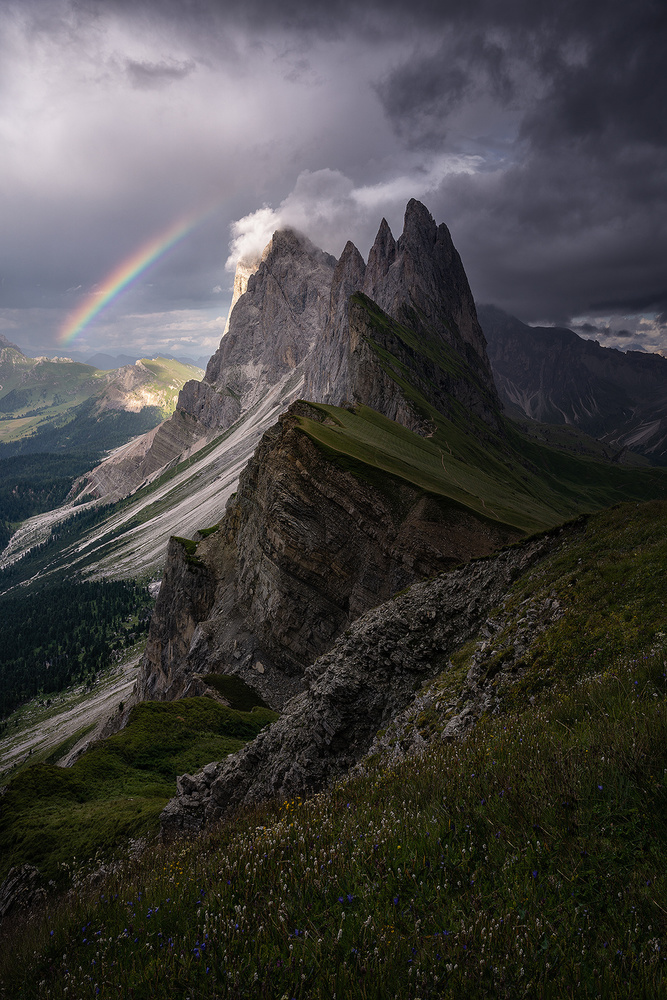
left=12, top=342, right=210, bottom=371
left=479, top=304, right=667, bottom=465
left=0, top=336, right=203, bottom=458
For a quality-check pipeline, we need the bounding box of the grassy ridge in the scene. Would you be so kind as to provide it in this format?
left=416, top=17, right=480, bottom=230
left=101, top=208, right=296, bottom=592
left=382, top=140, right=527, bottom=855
left=298, top=402, right=667, bottom=535
left=292, top=294, right=667, bottom=537
left=1, top=501, right=667, bottom=996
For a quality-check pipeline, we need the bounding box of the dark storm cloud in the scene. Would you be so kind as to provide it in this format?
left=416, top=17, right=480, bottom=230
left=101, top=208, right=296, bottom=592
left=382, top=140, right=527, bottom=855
left=369, top=0, right=667, bottom=324
left=573, top=324, right=636, bottom=340
left=125, top=58, right=196, bottom=89
left=2, top=0, right=666, bottom=354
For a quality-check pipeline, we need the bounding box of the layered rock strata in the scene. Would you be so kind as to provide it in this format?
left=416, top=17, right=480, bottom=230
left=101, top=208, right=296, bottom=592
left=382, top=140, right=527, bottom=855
left=80, top=230, right=337, bottom=500
left=136, top=400, right=519, bottom=709
left=160, top=531, right=554, bottom=836
left=136, top=200, right=511, bottom=709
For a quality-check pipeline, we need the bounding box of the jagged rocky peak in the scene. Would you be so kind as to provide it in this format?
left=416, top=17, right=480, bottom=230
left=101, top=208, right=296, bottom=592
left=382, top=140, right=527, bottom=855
left=302, top=240, right=367, bottom=403
left=206, top=228, right=336, bottom=383
left=329, top=240, right=367, bottom=338
left=363, top=216, right=396, bottom=299
left=135, top=200, right=512, bottom=713
left=364, top=199, right=492, bottom=380
left=222, top=249, right=265, bottom=335
left=176, top=228, right=337, bottom=432
left=304, top=199, right=502, bottom=431
left=0, top=333, right=23, bottom=353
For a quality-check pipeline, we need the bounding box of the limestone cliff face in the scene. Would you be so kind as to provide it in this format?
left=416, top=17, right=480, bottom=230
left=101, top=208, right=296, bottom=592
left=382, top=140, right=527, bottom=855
left=135, top=200, right=512, bottom=711
left=222, top=251, right=264, bottom=335
left=300, top=240, right=367, bottom=405
left=136, top=400, right=519, bottom=709
left=180, top=230, right=337, bottom=433
left=81, top=230, right=337, bottom=501
left=139, top=534, right=218, bottom=701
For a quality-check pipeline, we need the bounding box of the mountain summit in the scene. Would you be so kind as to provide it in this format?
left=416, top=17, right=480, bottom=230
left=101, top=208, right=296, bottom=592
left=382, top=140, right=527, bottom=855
left=180, top=198, right=501, bottom=445
left=304, top=199, right=501, bottom=430
left=134, top=201, right=511, bottom=706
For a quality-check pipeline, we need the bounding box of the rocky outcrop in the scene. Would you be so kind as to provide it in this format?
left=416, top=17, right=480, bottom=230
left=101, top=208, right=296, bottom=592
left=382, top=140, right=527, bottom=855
left=136, top=400, right=519, bottom=709
left=135, top=201, right=513, bottom=710
left=0, top=864, right=46, bottom=921
left=82, top=230, right=337, bottom=502
left=138, top=533, right=218, bottom=701
left=72, top=409, right=210, bottom=501
left=160, top=531, right=554, bottom=836
left=480, top=304, right=667, bottom=463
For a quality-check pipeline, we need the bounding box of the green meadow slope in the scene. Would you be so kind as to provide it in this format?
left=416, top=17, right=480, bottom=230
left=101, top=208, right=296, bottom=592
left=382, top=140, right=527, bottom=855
left=298, top=400, right=667, bottom=537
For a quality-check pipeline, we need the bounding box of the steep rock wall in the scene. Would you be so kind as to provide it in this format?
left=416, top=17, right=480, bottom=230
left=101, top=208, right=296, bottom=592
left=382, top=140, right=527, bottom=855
left=139, top=534, right=218, bottom=701
left=136, top=400, right=519, bottom=709
left=160, top=531, right=555, bottom=836
left=81, top=230, right=337, bottom=500
left=191, top=229, right=336, bottom=431
left=304, top=200, right=502, bottom=432
left=481, top=304, right=667, bottom=462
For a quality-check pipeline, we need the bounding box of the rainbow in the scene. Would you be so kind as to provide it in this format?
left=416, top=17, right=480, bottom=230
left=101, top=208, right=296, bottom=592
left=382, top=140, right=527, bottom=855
left=59, top=205, right=215, bottom=345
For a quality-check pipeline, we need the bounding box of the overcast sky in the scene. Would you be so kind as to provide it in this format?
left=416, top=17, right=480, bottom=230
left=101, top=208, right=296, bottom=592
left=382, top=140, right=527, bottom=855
left=1, top=0, right=665, bottom=360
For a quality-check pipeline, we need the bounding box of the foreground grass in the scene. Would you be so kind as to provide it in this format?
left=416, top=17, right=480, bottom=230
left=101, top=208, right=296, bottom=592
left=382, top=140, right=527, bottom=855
left=1, top=649, right=665, bottom=999
left=3, top=500, right=667, bottom=997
